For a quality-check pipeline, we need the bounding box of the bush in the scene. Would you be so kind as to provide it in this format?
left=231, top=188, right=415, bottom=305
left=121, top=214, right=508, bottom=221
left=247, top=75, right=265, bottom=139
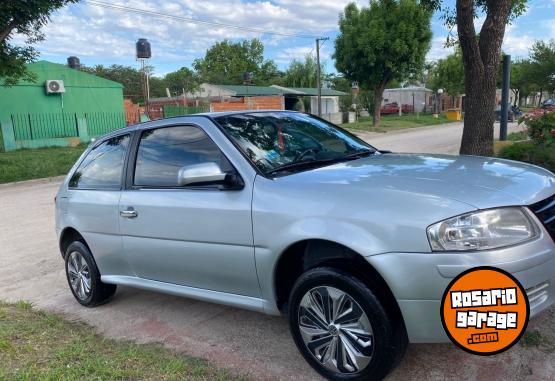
left=498, top=142, right=555, bottom=173
left=519, top=109, right=555, bottom=146
left=500, top=109, right=555, bottom=173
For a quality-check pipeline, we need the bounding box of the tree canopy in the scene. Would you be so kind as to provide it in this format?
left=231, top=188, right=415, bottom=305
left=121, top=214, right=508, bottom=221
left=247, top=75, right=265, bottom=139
left=279, top=55, right=319, bottom=88
left=527, top=40, right=555, bottom=95
left=82, top=64, right=146, bottom=103
left=164, top=67, right=200, bottom=96
left=193, top=38, right=280, bottom=85
left=428, top=50, right=465, bottom=105
left=334, top=0, right=432, bottom=126
left=1, top=0, right=78, bottom=85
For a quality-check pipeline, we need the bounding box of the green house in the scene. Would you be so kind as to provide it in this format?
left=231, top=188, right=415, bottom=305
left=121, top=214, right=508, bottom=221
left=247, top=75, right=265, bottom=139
left=0, top=61, right=125, bottom=151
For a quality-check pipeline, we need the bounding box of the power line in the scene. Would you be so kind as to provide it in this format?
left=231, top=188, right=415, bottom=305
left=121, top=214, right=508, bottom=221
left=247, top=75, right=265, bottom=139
left=86, top=0, right=322, bottom=39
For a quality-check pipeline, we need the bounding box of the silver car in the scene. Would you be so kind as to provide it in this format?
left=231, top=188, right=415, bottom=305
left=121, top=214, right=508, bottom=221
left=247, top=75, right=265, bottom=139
left=56, top=111, right=555, bottom=380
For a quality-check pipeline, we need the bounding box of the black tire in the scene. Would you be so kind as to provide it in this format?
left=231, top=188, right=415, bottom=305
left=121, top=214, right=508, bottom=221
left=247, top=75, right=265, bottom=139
left=64, top=241, right=116, bottom=307
left=288, top=267, right=407, bottom=381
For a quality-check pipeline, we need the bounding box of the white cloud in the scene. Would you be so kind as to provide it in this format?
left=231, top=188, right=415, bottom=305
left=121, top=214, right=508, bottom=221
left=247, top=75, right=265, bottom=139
left=13, top=0, right=367, bottom=75
left=14, top=0, right=548, bottom=75
left=426, top=36, right=455, bottom=61
left=501, top=24, right=536, bottom=58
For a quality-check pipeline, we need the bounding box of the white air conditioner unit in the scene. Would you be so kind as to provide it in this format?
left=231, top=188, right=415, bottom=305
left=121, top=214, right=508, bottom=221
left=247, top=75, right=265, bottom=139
left=45, top=80, right=65, bottom=94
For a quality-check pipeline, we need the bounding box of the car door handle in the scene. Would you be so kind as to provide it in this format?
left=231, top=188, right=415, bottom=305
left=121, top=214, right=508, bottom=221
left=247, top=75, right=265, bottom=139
left=120, top=208, right=138, bottom=218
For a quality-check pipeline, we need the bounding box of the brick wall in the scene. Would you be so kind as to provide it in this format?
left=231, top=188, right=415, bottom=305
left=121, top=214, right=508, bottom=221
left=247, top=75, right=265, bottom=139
left=124, top=99, right=141, bottom=125
left=211, top=96, right=284, bottom=112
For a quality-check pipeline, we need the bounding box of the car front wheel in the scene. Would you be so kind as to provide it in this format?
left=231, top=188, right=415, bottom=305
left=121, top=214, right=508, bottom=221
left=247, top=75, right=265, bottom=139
left=288, top=267, right=406, bottom=381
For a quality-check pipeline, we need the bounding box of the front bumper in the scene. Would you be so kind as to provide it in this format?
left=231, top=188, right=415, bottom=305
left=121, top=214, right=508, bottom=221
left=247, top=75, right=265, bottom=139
left=366, top=229, right=555, bottom=343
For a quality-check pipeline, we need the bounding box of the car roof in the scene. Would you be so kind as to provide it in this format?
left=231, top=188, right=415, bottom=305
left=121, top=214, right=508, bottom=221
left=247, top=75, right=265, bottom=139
left=95, top=110, right=303, bottom=142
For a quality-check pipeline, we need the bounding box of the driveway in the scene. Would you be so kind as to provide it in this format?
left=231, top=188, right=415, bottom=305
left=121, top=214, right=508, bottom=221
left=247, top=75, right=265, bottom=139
left=1, top=123, right=553, bottom=381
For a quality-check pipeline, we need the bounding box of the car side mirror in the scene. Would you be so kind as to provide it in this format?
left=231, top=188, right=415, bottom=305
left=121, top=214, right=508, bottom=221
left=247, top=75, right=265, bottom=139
left=177, top=162, right=243, bottom=189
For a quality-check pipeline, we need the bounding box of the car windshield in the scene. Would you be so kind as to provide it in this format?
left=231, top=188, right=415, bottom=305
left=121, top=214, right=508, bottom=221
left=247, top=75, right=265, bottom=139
left=214, top=112, right=375, bottom=175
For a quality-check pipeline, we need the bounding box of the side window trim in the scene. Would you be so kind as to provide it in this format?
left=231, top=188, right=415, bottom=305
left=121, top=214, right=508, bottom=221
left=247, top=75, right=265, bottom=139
left=124, top=123, right=241, bottom=191
left=68, top=132, right=132, bottom=191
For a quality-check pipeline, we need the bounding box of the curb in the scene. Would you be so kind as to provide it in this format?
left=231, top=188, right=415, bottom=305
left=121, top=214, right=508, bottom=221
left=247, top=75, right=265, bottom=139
left=0, top=175, right=66, bottom=189
left=346, top=121, right=462, bottom=137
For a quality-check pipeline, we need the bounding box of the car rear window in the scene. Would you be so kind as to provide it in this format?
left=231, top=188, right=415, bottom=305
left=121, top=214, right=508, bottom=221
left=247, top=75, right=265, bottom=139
left=69, top=134, right=130, bottom=190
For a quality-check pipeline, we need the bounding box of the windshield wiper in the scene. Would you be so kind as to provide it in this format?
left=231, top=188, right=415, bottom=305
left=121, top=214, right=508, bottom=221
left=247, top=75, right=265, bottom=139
left=266, top=150, right=375, bottom=176
left=341, top=150, right=374, bottom=159
left=266, top=158, right=337, bottom=176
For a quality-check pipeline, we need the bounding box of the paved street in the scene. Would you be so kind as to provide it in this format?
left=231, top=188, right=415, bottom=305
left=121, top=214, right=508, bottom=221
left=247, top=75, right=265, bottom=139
left=1, top=123, right=553, bottom=380
left=352, top=121, right=525, bottom=154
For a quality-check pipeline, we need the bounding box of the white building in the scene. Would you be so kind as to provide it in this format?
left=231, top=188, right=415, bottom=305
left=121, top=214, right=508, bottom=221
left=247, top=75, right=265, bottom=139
left=382, top=86, right=434, bottom=112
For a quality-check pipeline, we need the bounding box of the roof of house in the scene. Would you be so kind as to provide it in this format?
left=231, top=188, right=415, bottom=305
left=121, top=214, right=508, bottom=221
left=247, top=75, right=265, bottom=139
left=384, top=86, right=433, bottom=92
left=216, top=85, right=283, bottom=96
left=213, top=84, right=346, bottom=97
left=6, top=61, right=123, bottom=88
left=272, top=86, right=346, bottom=96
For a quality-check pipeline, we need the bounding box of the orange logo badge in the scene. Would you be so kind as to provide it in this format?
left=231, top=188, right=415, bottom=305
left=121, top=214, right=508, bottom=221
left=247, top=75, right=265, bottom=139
left=441, top=266, right=529, bottom=355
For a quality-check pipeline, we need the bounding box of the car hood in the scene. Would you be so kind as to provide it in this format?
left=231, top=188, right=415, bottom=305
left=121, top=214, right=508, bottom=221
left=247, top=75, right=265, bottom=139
left=280, top=153, right=555, bottom=209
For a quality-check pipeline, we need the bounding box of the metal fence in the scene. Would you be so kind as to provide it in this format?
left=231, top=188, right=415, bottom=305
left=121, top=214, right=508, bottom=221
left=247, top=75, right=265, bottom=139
left=86, top=112, right=126, bottom=137
left=7, top=112, right=125, bottom=142
left=11, top=113, right=78, bottom=140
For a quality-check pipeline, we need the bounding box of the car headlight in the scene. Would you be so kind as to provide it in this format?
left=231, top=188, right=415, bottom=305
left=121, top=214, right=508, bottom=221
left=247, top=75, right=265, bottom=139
left=427, top=207, right=538, bottom=251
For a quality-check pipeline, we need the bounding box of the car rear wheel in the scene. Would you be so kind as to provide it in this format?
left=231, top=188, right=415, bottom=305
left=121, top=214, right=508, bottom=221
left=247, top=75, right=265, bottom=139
left=288, top=267, right=407, bottom=381
left=65, top=241, right=116, bottom=307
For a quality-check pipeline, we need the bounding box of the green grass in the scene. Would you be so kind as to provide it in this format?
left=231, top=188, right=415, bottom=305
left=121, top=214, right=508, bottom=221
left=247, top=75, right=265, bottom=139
left=507, top=131, right=529, bottom=141
left=0, top=300, right=245, bottom=381
left=341, top=114, right=454, bottom=133
left=0, top=146, right=86, bottom=184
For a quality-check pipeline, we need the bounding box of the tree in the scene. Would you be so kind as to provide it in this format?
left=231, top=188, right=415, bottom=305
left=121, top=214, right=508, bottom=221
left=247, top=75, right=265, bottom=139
left=428, top=51, right=465, bottom=107
left=193, top=39, right=279, bottom=85
left=82, top=64, right=145, bottom=103
left=148, top=76, right=168, bottom=99
left=422, top=0, right=527, bottom=156
left=526, top=40, right=555, bottom=105
left=164, top=67, right=199, bottom=96
left=1, top=0, right=78, bottom=85
left=280, top=55, right=319, bottom=88
left=505, top=60, right=530, bottom=107
left=334, top=1, right=432, bottom=127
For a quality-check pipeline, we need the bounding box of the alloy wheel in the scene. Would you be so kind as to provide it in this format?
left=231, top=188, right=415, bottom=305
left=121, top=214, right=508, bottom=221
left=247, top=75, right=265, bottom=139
left=298, top=286, right=374, bottom=374
left=67, top=251, right=92, bottom=300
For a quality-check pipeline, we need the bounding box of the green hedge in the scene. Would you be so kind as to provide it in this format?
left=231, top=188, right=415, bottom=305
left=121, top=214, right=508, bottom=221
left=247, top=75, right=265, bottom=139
left=498, top=142, right=555, bottom=173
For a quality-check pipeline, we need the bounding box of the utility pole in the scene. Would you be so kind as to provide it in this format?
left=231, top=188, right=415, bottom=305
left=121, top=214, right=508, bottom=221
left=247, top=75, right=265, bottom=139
left=316, top=37, right=329, bottom=117
left=500, top=55, right=511, bottom=141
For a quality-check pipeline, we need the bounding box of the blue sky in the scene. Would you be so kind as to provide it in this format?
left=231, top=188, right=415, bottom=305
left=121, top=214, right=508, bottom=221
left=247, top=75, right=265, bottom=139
left=15, top=0, right=555, bottom=78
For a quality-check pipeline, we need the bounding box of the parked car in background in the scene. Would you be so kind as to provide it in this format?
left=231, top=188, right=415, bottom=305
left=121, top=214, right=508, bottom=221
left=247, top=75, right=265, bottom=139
left=56, top=111, right=555, bottom=380
left=541, top=98, right=555, bottom=110
left=380, top=102, right=414, bottom=115
left=494, top=105, right=515, bottom=122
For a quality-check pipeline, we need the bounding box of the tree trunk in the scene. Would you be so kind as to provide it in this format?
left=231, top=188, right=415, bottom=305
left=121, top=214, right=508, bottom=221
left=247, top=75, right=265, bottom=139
left=372, top=82, right=387, bottom=127
left=512, top=89, right=519, bottom=107
left=538, top=90, right=543, bottom=107
left=456, top=0, right=513, bottom=156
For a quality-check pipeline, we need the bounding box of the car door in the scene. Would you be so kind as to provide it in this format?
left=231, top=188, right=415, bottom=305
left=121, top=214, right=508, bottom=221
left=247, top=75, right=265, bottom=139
left=65, top=133, right=131, bottom=276
left=118, top=123, right=260, bottom=297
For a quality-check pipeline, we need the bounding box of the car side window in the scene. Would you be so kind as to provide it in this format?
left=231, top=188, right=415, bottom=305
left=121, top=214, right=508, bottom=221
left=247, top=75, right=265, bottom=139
left=134, top=125, right=233, bottom=187
left=69, top=134, right=130, bottom=189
